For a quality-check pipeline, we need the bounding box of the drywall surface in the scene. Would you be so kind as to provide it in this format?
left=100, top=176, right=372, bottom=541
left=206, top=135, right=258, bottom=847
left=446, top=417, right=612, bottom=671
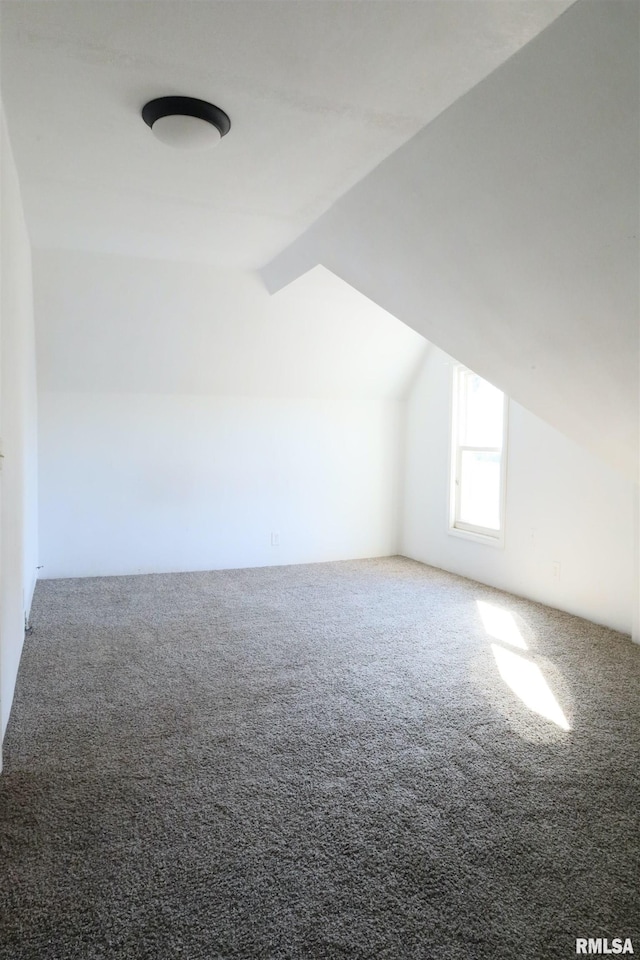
left=35, top=249, right=422, bottom=578
left=402, top=347, right=635, bottom=635
left=634, top=483, right=640, bottom=644
left=0, top=1, right=570, bottom=267
left=0, top=104, right=38, bottom=741
left=35, top=251, right=424, bottom=399
left=38, top=394, right=401, bottom=579
left=263, top=0, right=639, bottom=481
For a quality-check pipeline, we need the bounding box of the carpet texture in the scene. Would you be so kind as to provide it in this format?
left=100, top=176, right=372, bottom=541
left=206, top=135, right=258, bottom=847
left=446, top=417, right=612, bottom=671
left=1, top=557, right=638, bottom=959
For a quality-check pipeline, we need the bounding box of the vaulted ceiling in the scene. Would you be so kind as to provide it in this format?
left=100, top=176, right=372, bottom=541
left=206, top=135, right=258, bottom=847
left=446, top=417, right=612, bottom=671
left=262, top=1, right=639, bottom=479
left=0, top=0, right=572, bottom=268
left=1, top=0, right=636, bottom=479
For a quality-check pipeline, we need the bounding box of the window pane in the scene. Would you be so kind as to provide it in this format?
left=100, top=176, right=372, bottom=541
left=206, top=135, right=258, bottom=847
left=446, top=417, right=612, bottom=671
left=459, top=450, right=501, bottom=530
left=462, top=374, right=504, bottom=448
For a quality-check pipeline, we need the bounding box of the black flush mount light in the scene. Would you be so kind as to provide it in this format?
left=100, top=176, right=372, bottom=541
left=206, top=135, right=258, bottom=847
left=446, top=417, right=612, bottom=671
left=142, top=96, right=231, bottom=150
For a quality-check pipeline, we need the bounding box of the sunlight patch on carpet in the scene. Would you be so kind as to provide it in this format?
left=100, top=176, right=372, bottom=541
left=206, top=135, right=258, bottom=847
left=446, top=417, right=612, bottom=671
left=477, top=601, right=528, bottom=649
left=491, top=643, right=571, bottom=731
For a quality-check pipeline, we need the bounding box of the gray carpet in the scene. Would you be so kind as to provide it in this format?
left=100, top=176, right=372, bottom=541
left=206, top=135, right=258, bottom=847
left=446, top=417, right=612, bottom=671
left=1, top=557, right=638, bottom=960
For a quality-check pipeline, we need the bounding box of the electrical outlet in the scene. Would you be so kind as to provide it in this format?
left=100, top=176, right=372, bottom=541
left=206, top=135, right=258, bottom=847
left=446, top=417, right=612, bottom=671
left=271, top=532, right=280, bottom=547
left=551, top=560, right=561, bottom=581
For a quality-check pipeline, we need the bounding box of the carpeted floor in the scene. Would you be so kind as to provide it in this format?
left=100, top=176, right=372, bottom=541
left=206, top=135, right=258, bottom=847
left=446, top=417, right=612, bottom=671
left=1, top=557, right=638, bottom=960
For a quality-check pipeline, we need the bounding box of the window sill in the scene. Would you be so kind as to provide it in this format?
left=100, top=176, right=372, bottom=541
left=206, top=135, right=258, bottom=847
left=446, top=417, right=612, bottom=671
left=448, top=525, right=505, bottom=548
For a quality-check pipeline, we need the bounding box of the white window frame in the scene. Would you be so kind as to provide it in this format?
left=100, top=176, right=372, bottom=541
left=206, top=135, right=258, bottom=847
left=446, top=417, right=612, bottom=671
left=448, top=364, right=508, bottom=547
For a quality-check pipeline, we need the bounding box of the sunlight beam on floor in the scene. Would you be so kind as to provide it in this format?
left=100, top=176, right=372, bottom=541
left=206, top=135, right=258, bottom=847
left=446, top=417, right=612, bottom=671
left=477, top=600, right=528, bottom=649
left=491, top=644, right=571, bottom=731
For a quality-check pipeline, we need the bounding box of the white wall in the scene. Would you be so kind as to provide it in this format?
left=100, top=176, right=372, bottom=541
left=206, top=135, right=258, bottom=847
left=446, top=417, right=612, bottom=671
left=634, top=482, right=640, bottom=644
left=38, top=394, right=400, bottom=578
left=0, top=103, right=39, bottom=743
left=402, top=346, right=635, bottom=636
left=35, top=250, right=424, bottom=579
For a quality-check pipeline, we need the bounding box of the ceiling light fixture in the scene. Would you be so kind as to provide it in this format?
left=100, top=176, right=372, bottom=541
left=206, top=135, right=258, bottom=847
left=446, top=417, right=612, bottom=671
left=142, top=96, right=231, bottom=150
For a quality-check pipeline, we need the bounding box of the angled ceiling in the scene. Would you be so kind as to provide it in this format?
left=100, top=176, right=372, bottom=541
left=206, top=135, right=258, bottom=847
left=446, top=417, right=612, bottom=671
left=0, top=0, right=572, bottom=268
left=262, top=0, right=640, bottom=479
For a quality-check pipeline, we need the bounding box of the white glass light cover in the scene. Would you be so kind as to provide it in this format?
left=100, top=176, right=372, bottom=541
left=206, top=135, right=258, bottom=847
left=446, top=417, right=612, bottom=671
left=151, top=114, right=222, bottom=150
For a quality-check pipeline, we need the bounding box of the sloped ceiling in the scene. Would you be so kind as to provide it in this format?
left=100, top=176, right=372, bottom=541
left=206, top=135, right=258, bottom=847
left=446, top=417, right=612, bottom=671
left=0, top=0, right=571, bottom=268
left=3, top=0, right=635, bottom=475
left=262, top=0, right=640, bottom=480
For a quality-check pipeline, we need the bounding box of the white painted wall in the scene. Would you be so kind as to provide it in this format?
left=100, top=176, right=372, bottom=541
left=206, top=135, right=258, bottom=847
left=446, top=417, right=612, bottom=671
left=34, top=252, right=425, bottom=400
left=38, top=394, right=401, bottom=578
left=0, top=103, right=39, bottom=743
left=402, top=346, right=635, bottom=636
left=35, top=250, right=424, bottom=579
left=634, top=483, right=640, bottom=644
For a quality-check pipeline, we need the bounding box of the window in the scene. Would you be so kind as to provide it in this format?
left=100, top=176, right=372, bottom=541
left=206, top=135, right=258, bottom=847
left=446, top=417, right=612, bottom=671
left=450, top=365, right=507, bottom=543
